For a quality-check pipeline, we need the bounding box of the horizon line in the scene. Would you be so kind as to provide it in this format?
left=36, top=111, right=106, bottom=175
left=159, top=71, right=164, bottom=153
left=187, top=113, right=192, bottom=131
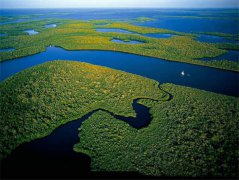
left=1, top=7, right=239, bottom=9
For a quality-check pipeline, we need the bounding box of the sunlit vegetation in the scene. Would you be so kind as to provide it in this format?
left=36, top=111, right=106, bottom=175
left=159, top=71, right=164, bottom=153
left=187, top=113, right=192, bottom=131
left=0, top=18, right=238, bottom=71
left=131, top=17, right=155, bottom=23
left=216, top=43, right=239, bottom=51
left=0, top=15, right=35, bottom=23
left=199, top=59, right=239, bottom=72
left=74, top=83, right=239, bottom=177
left=0, top=19, right=65, bottom=36
left=95, top=22, right=190, bottom=36
left=0, top=60, right=169, bottom=159
left=0, top=16, right=12, bottom=23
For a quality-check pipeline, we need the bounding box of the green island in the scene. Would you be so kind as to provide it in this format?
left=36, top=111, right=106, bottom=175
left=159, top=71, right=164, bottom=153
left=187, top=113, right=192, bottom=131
left=0, top=18, right=238, bottom=72
left=0, top=60, right=169, bottom=159
left=74, top=83, right=239, bottom=177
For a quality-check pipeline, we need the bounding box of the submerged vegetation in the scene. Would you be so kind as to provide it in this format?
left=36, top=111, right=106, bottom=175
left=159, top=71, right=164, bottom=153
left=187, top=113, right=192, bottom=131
left=74, top=83, right=239, bottom=177
left=0, top=18, right=238, bottom=71
left=0, top=60, right=168, bottom=159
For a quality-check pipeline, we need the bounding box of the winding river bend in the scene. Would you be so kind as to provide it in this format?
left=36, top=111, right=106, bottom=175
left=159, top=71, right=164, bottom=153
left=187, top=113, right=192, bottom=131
left=1, top=46, right=238, bottom=96
left=2, top=97, right=168, bottom=178
left=0, top=46, right=238, bottom=178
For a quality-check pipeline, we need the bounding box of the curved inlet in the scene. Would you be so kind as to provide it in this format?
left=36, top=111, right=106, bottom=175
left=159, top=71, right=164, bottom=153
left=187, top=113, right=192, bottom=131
left=111, top=38, right=144, bottom=44
left=1, top=96, right=170, bottom=178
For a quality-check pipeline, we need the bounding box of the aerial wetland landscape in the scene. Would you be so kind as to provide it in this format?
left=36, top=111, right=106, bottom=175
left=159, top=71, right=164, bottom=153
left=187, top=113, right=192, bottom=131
left=0, top=3, right=239, bottom=180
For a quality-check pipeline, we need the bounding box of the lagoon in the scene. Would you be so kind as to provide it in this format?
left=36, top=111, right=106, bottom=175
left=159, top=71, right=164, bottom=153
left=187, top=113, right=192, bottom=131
left=2, top=98, right=152, bottom=178
left=111, top=38, right=143, bottom=44
left=44, top=24, right=57, bottom=28
left=0, top=48, right=15, bottom=52
left=24, top=29, right=39, bottom=35
left=97, top=28, right=175, bottom=39
left=96, top=28, right=137, bottom=34
left=144, top=33, right=175, bottom=38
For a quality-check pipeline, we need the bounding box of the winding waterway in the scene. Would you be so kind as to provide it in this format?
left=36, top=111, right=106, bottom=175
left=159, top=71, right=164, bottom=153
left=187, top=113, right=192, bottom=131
left=1, top=8, right=238, bottom=178
left=1, top=46, right=238, bottom=96
left=1, top=46, right=238, bottom=178
left=2, top=97, right=165, bottom=178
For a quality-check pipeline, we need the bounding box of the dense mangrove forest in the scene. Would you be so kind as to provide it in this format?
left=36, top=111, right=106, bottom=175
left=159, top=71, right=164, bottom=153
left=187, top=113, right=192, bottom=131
left=0, top=18, right=238, bottom=71
left=0, top=8, right=238, bottom=179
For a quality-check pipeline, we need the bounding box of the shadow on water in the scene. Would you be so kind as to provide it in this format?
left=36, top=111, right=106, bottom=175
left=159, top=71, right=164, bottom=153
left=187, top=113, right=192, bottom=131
left=1, top=96, right=169, bottom=179
left=200, top=50, right=239, bottom=63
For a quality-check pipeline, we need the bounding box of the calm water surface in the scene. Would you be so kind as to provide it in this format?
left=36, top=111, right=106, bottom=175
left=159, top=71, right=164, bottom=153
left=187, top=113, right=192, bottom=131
left=97, top=28, right=176, bottom=39
left=112, top=39, right=143, bottom=44
left=145, top=33, right=175, bottom=38
left=24, top=29, right=39, bottom=35
left=1, top=46, right=238, bottom=97
left=1, top=9, right=238, bottom=34
left=44, top=23, right=57, bottom=28
left=0, top=48, right=15, bottom=52
left=197, top=34, right=238, bottom=44
left=96, top=28, right=137, bottom=34
left=1, top=8, right=239, bottom=178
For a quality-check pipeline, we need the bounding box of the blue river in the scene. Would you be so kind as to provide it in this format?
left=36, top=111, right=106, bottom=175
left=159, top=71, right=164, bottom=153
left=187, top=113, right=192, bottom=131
left=1, top=46, right=238, bottom=97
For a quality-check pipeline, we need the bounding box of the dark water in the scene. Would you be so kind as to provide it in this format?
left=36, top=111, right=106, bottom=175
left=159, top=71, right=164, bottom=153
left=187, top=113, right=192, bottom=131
left=0, top=8, right=238, bottom=178
left=197, top=34, right=238, bottom=44
left=1, top=99, right=152, bottom=179
left=1, top=46, right=238, bottom=97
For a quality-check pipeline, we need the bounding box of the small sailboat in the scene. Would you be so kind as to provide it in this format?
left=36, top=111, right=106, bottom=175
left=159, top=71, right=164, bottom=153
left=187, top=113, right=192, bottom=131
left=181, top=70, right=185, bottom=76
